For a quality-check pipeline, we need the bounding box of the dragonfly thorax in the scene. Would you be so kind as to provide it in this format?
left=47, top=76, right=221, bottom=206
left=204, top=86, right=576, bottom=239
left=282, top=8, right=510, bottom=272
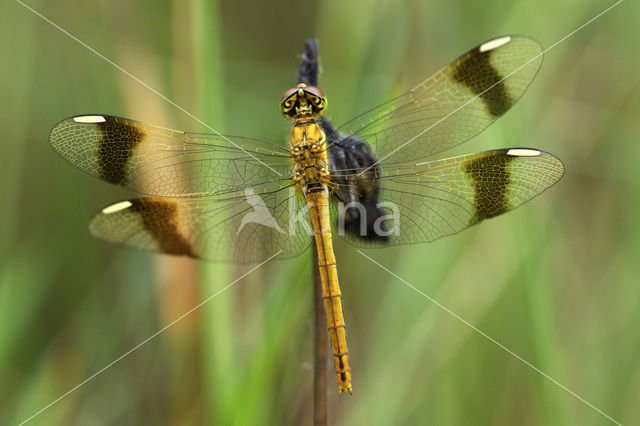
left=290, top=121, right=330, bottom=188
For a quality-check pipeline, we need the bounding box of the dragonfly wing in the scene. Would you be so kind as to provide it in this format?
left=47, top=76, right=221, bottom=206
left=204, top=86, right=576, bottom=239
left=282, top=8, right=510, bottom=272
left=90, top=187, right=313, bottom=263
left=332, top=148, right=564, bottom=247
left=331, top=36, right=543, bottom=164
left=50, top=115, right=292, bottom=197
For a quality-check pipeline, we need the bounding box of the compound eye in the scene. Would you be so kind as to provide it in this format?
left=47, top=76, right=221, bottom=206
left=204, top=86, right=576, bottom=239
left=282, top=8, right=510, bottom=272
left=280, top=87, right=298, bottom=102
left=304, top=85, right=325, bottom=98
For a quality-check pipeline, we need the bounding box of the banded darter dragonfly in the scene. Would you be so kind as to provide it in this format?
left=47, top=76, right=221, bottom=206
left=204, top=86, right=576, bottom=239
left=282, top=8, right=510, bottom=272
left=50, top=37, right=564, bottom=394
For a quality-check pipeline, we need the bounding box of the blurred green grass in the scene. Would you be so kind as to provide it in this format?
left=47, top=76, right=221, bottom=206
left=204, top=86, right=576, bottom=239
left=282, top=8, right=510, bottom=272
left=1, top=0, right=639, bottom=425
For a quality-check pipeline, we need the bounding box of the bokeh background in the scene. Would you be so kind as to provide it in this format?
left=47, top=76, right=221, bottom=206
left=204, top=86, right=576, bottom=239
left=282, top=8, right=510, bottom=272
left=2, top=0, right=639, bottom=425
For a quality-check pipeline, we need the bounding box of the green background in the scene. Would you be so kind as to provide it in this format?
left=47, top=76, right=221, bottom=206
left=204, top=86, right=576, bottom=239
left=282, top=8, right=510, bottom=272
left=1, top=0, right=638, bottom=425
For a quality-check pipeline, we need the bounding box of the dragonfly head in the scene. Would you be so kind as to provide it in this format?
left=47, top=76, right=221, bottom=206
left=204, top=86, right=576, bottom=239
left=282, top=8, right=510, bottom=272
left=280, top=83, right=326, bottom=120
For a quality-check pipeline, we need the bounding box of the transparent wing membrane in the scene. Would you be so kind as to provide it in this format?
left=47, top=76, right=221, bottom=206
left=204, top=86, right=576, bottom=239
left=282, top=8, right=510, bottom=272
left=50, top=115, right=292, bottom=198
left=331, top=36, right=543, bottom=164
left=90, top=187, right=312, bottom=263
left=331, top=149, right=564, bottom=247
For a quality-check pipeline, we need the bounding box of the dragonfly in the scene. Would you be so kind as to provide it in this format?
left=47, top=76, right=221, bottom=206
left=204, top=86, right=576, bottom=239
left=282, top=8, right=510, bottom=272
left=50, top=36, right=564, bottom=394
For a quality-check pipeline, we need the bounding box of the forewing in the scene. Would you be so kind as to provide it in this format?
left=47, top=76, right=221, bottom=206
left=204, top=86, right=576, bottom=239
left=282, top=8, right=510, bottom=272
left=89, top=188, right=313, bottom=263
left=50, top=115, right=292, bottom=197
left=332, top=36, right=543, bottom=164
left=332, top=148, right=564, bottom=247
